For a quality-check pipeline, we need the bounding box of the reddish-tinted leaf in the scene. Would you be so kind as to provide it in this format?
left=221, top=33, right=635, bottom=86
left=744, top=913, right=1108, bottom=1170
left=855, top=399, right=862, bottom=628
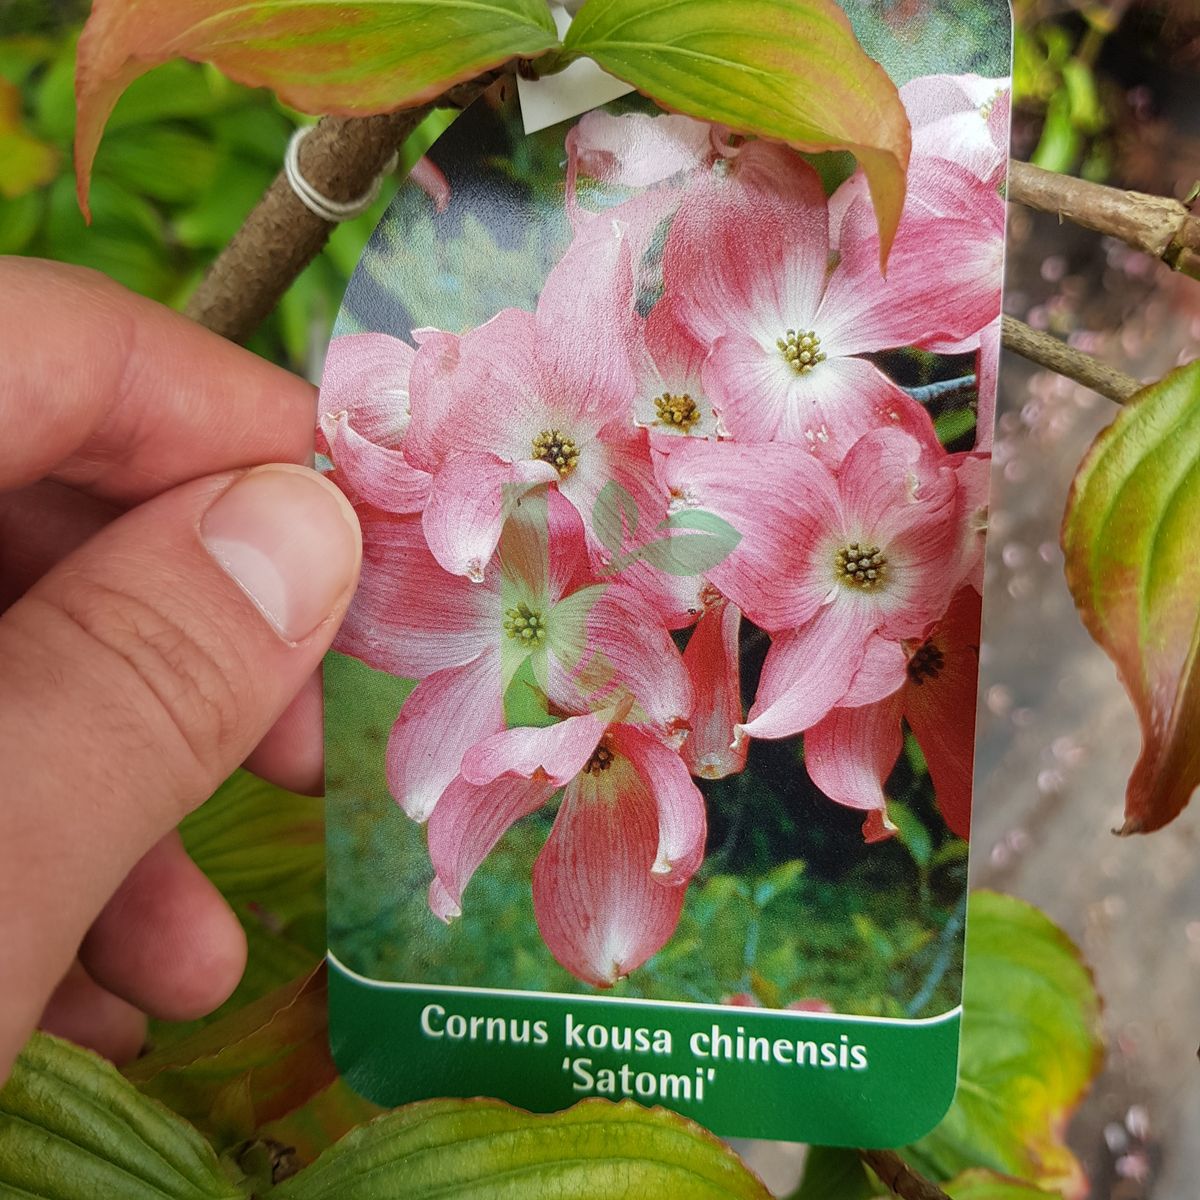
left=1062, top=361, right=1200, bottom=833
left=74, top=0, right=560, bottom=214
left=562, top=0, right=911, bottom=261
left=125, top=965, right=335, bottom=1147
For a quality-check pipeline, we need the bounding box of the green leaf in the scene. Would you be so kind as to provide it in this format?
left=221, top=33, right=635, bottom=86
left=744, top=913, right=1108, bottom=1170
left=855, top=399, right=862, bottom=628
left=180, top=770, right=324, bottom=924
left=592, top=479, right=639, bottom=555
left=0, top=78, right=58, bottom=199
left=905, top=891, right=1102, bottom=1197
left=887, top=799, right=932, bottom=869
left=74, top=0, right=561, bottom=214
left=942, top=1169, right=1065, bottom=1199
left=125, top=967, right=335, bottom=1148
left=790, top=1146, right=873, bottom=1200
left=0, top=1034, right=245, bottom=1199
left=274, top=1098, right=772, bottom=1199
left=1061, top=361, right=1200, bottom=833
left=562, top=0, right=910, bottom=260
left=637, top=510, right=742, bottom=577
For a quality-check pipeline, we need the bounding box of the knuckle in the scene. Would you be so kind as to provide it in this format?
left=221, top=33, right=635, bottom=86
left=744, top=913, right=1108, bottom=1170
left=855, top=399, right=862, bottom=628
left=49, top=574, right=245, bottom=796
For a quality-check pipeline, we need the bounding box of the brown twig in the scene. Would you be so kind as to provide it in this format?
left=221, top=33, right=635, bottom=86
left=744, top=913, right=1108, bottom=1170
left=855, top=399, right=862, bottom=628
left=184, top=71, right=508, bottom=342
left=860, top=1150, right=952, bottom=1200
left=1008, top=159, right=1200, bottom=280
left=1001, top=314, right=1141, bottom=403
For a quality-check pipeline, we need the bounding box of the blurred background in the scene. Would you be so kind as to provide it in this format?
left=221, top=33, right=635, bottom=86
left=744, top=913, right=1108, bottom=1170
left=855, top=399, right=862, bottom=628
left=1, top=0, right=1198, bottom=1195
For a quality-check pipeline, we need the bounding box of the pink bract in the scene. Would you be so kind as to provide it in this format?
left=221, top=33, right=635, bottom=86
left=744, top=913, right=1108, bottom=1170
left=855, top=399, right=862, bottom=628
left=900, top=73, right=1011, bottom=187
left=427, top=709, right=706, bottom=987
left=805, top=587, right=983, bottom=840
left=335, top=492, right=692, bottom=822
left=318, top=332, right=431, bottom=514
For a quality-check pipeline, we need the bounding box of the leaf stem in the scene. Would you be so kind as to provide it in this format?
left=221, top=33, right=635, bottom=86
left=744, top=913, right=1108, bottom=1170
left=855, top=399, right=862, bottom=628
left=859, top=1150, right=952, bottom=1200
left=184, top=70, right=508, bottom=342
left=1007, top=159, right=1200, bottom=280
left=1001, top=315, right=1141, bottom=403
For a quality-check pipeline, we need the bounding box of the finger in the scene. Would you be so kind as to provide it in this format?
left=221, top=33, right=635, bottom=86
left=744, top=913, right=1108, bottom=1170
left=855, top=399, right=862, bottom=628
left=0, top=463, right=360, bottom=1078
left=243, top=670, right=325, bottom=796
left=81, top=833, right=246, bottom=1022
left=0, top=258, right=316, bottom=504
left=0, top=481, right=118, bottom=611
left=0, top=483, right=324, bottom=792
left=38, top=961, right=147, bottom=1066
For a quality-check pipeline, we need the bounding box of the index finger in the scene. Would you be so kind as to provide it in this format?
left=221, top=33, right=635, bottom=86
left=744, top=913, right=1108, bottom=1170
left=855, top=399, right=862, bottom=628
left=0, top=258, right=316, bottom=505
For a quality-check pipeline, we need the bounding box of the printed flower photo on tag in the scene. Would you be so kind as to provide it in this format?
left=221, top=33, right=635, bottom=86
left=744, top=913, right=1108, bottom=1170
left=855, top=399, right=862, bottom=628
left=320, top=15, right=1009, bottom=1145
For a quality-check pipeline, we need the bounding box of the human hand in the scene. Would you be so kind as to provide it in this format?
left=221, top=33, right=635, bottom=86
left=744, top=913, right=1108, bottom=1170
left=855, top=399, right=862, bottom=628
left=0, top=259, right=362, bottom=1081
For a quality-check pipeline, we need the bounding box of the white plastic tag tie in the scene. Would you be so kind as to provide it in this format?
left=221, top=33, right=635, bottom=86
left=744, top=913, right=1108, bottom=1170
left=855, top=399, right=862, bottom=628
left=285, top=127, right=400, bottom=223
left=517, top=4, right=635, bottom=135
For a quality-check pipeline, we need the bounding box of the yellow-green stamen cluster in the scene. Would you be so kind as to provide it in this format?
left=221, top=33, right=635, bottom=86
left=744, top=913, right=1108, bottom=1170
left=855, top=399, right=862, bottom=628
left=584, top=741, right=615, bottom=774
left=532, top=429, right=580, bottom=478
left=835, top=542, right=888, bottom=591
left=777, top=329, right=826, bottom=374
left=504, top=603, right=547, bottom=646
left=979, top=88, right=1004, bottom=120
left=654, top=392, right=701, bottom=429
left=906, top=641, right=946, bottom=685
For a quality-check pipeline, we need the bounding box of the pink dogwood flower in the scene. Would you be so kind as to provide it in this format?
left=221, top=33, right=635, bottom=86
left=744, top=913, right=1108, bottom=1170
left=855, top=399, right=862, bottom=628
left=805, top=587, right=982, bottom=841
left=681, top=592, right=747, bottom=780
left=654, top=429, right=965, bottom=740
left=427, top=704, right=706, bottom=986
left=335, top=491, right=691, bottom=821
left=318, top=332, right=431, bottom=514
left=661, top=146, right=981, bottom=454
left=405, top=224, right=663, bottom=582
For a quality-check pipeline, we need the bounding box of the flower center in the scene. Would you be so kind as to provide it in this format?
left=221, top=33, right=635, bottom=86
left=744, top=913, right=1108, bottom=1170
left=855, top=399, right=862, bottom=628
left=532, top=429, right=580, bottom=478
left=979, top=87, right=1004, bottom=120
left=906, top=641, right=945, bottom=685
left=777, top=329, right=826, bottom=375
left=583, top=740, right=616, bottom=774
left=654, top=392, right=701, bottom=429
left=835, top=542, right=888, bottom=591
left=503, top=602, right=547, bottom=646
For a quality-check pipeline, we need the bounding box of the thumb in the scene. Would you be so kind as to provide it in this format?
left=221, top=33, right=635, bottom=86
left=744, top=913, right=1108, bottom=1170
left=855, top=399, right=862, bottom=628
left=0, top=464, right=360, bottom=1074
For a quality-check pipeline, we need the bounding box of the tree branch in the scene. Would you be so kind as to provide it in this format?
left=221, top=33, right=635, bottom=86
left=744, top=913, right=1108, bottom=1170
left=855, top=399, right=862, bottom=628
left=1001, top=314, right=1141, bottom=403
left=860, top=1150, right=952, bottom=1200
left=184, top=71, right=508, bottom=342
left=1008, top=159, right=1200, bottom=280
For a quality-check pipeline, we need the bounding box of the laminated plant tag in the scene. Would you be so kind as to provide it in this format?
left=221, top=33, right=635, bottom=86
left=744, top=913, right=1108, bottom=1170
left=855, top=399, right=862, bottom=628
left=320, top=0, right=1011, bottom=1148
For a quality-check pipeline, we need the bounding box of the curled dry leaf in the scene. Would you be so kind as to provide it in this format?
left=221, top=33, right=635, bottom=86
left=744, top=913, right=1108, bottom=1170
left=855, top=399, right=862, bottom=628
left=1062, top=360, right=1200, bottom=834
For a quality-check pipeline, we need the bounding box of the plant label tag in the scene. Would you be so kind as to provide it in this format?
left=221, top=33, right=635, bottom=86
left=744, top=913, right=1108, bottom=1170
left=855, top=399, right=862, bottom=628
left=321, top=1, right=1010, bottom=1147
left=516, top=4, right=635, bottom=134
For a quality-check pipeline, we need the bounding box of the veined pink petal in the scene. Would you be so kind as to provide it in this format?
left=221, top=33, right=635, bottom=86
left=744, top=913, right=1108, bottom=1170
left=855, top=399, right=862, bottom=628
left=975, top=317, right=1000, bottom=452
left=820, top=163, right=1003, bottom=357
left=460, top=711, right=608, bottom=788
left=547, top=487, right=597, bottom=601
left=320, top=412, right=431, bottom=514
left=951, top=451, right=991, bottom=594
left=613, top=725, right=707, bottom=884
left=604, top=548, right=709, bottom=632
left=423, top=453, right=559, bottom=582
left=385, top=649, right=504, bottom=823
left=653, top=437, right=840, bottom=632
left=427, top=771, right=558, bottom=920
left=805, top=692, right=906, bottom=821
left=566, top=109, right=713, bottom=190
left=901, top=73, right=1011, bottom=186
left=334, top=507, right=499, bottom=678
left=903, top=587, right=982, bottom=839
left=548, top=585, right=693, bottom=738
left=533, top=757, right=686, bottom=986
left=409, top=156, right=451, bottom=213
left=840, top=632, right=909, bottom=708
left=536, top=221, right=639, bottom=422
left=663, top=145, right=830, bottom=349
left=681, top=598, right=747, bottom=780
left=319, top=332, right=415, bottom=443
left=740, top=601, right=879, bottom=741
